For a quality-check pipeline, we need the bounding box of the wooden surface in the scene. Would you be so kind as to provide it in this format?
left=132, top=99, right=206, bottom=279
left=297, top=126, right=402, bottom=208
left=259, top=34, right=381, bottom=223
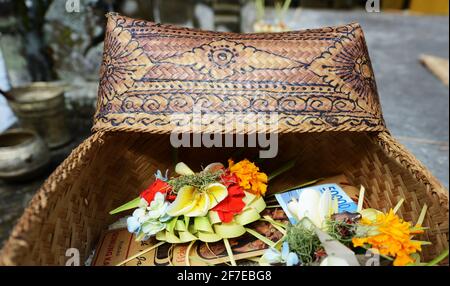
left=420, top=54, right=449, bottom=86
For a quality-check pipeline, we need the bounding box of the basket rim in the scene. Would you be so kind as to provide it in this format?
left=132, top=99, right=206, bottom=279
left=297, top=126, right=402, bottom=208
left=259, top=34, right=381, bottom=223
left=0, top=130, right=447, bottom=266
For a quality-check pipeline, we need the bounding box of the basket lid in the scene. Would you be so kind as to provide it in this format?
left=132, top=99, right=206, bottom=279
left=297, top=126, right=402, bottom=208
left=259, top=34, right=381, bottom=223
left=93, top=13, right=385, bottom=134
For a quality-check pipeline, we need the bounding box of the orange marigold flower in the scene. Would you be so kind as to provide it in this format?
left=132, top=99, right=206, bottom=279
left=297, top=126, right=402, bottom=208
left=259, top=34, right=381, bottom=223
left=352, top=209, right=424, bottom=266
left=228, top=159, right=268, bottom=197
left=394, top=254, right=414, bottom=266
left=352, top=237, right=366, bottom=248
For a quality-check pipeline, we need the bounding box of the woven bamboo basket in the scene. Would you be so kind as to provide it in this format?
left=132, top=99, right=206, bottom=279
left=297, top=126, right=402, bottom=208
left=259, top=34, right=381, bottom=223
left=0, top=13, right=448, bottom=266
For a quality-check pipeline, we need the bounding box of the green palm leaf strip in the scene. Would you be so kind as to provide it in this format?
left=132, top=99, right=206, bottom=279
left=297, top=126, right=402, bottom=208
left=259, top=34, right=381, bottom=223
left=109, top=197, right=141, bottom=215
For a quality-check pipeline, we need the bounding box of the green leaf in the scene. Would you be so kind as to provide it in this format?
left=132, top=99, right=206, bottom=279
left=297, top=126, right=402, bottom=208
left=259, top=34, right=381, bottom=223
left=268, top=159, right=296, bottom=181
left=223, top=238, right=237, bottom=266
left=411, top=240, right=432, bottom=245
left=265, top=204, right=281, bottom=208
left=109, top=197, right=141, bottom=215
left=135, top=232, right=146, bottom=242
left=415, top=204, right=428, bottom=227
left=410, top=253, right=421, bottom=265
left=166, top=217, right=178, bottom=233
left=261, top=215, right=287, bottom=235
left=425, top=249, right=449, bottom=266
left=194, top=216, right=213, bottom=233
left=175, top=220, right=187, bottom=231
left=410, top=226, right=429, bottom=232
left=184, top=216, right=190, bottom=229
left=393, top=198, right=405, bottom=214
left=246, top=228, right=276, bottom=248
left=282, top=0, right=292, bottom=14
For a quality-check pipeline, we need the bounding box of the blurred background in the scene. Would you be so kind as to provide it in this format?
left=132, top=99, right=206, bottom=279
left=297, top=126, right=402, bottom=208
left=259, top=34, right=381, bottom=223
left=0, top=0, right=448, bottom=245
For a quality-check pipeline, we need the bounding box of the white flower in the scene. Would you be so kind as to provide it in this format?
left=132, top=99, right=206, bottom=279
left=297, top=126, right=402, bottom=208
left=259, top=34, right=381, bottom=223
left=127, top=216, right=141, bottom=234
left=260, top=242, right=300, bottom=266
left=133, top=208, right=148, bottom=224
left=146, top=192, right=169, bottom=219
left=141, top=220, right=166, bottom=236
left=126, top=208, right=147, bottom=234
left=126, top=192, right=171, bottom=239
left=287, top=188, right=337, bottom=229
left=154, top=169, right=169, bottom=181
left=261, top=248, right=282, bottom=264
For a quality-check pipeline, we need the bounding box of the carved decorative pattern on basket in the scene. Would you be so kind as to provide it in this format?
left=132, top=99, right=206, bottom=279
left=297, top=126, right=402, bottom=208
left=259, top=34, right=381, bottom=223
left=93, top=13, right=385, bottom=133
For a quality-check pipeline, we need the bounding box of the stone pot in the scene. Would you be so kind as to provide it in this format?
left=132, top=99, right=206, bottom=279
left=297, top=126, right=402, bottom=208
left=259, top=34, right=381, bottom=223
left=8, top=82, right=72, bottom=149
left=0, top=129, right=50, bottom=181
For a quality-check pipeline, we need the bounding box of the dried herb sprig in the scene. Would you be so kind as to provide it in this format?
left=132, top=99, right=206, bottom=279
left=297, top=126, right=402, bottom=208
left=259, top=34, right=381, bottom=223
left=168, top=170, right=224, bottom=194
left=325, top=219, right=357, bottom=247
left=285, top=218, right=358, bottom=265
left=285, top=222, right=322, bottom=265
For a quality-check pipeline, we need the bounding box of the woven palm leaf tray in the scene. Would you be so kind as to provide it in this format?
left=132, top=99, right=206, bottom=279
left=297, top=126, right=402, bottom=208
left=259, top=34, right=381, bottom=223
left=0, top=13, right=448, bottom=266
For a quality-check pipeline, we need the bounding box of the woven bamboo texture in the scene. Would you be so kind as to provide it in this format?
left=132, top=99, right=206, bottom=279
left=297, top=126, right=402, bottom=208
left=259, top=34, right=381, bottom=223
left=0, top=13, right=447, bottom=265
left=93, top=13, right=385, bottom=134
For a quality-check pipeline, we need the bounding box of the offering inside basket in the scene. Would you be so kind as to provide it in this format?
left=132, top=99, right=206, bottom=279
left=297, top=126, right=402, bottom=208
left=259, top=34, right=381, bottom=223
left=93, top=208, right=287, bottom=266
left=100, top=157, right=448, bottom=267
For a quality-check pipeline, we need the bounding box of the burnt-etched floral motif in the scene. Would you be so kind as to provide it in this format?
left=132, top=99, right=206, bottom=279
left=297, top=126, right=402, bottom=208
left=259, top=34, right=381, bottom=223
left=99, top=26, right=152, bottom=102
left=327, top=38, right=375, bottom=99
left=160, top=40, right=303, bottom=80
left=311, top=33, right=379, bottom=113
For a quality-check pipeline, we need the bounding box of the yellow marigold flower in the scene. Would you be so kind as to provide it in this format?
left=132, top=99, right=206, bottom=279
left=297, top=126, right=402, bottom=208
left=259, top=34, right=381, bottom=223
left=352, top=237, right=366, bottom=248
left=394, top=254, right=414, bottom=266
left=228, top=159, right=268, bottom=197
left=352, top=209, right=424, bottom=266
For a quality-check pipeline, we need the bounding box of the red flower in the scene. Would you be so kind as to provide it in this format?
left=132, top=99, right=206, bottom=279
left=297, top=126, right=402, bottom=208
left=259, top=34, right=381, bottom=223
left=212, top=184, right=246, bottom=223
left=166, top=193, right=177, bottom=202
left=140, top=179, right=171, bottom=204
left=220, top=172, right=239, bottom=187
